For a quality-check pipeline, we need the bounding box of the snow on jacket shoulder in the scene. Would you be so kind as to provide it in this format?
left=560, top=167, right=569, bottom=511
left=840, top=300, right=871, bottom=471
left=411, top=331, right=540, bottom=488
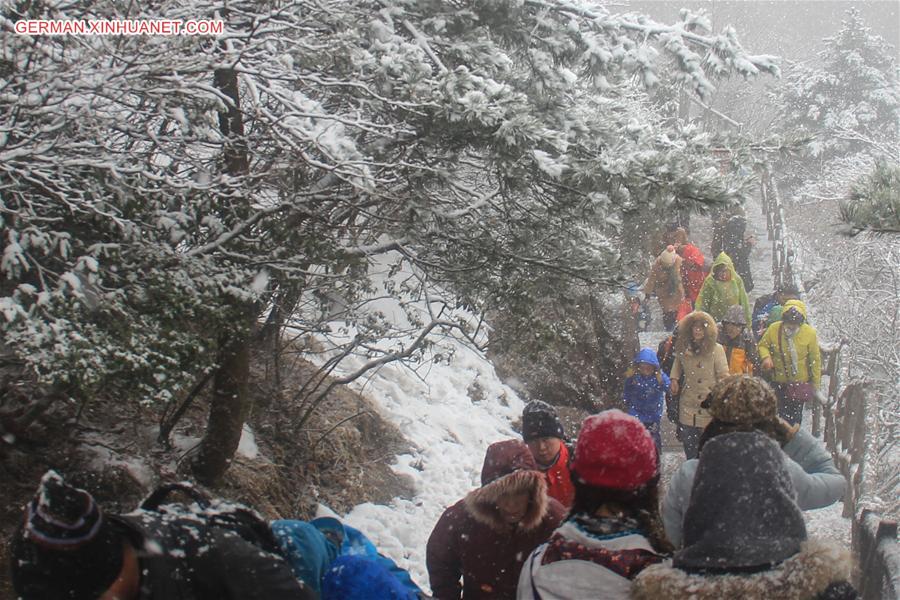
left=517, top=517, right=665, bottom=600
left=117, top=512, right=315, bottom=600
left=632, top=540, right=857, bottom=600
left=661, top=429, right=846, bottom=548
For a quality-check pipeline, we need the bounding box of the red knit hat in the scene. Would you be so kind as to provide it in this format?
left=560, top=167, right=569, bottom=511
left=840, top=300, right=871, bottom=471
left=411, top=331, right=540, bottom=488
left=572, top=410, right=658, bottom=490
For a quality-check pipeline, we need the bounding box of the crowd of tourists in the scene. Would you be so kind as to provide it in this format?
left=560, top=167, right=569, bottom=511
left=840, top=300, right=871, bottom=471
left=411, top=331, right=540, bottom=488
left=8, top=220, right=852, bottom=599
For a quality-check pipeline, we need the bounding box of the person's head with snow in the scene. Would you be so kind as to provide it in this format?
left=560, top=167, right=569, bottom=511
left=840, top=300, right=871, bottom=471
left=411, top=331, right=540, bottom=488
left=521, top=400, right=566, bottom=467
left=10, top=470, right=315, bottom=600
left=426, top=439, right=565, bottom=599
left=720, top=305, right=747, bottom=341
left=567, top=410, right=670, bottom=553
left=521, top=400, right=575, bottom=509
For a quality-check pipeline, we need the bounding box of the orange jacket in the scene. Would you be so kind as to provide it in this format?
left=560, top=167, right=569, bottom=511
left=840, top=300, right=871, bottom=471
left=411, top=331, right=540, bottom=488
left=542, top=443, right=575, bottom=509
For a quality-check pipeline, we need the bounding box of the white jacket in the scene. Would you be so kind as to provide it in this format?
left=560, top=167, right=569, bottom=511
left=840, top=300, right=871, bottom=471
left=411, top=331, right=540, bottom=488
left=517, top=518, right=664, bottom=600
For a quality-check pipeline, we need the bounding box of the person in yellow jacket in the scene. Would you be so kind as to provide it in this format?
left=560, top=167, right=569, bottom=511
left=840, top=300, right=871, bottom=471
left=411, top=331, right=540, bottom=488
left=757, top=299, right=821, bottom=425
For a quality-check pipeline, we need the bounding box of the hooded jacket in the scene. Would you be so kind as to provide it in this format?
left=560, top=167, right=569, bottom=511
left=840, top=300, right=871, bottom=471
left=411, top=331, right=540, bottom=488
left=623, top=348, right=670, bottom=423
left=695, top=253, right=751, bottom=327
left=670, top=311, right=729, bottom=428
left=426, top=440, right=565, bottom=599
left=677, top=243, right=706, bottom=303
left=271, top=517, right=422, bottom=598
left=632, top=543, right=858, bottom=600
left=662, top=428, right=846, bottom=548
left=757, top=300, right=822, bottom=386
left=637, top=432, right=855, bottom=600
left=643, top=250, right=685, bottom=313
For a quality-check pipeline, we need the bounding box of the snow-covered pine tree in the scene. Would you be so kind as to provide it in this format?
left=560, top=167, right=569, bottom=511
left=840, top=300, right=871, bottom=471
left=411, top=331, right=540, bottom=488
left=0, top=0, right=778, bottom=477
left=774, top=8, right=899, bottom=181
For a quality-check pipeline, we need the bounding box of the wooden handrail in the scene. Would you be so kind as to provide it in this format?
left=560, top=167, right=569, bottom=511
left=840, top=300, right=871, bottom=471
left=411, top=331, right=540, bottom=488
left=761, top=172, right=897, bottom=596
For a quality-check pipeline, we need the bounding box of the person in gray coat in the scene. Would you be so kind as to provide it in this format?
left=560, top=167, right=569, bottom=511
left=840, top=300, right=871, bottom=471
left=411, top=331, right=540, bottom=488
left=662, top=375, right=845, bottom=548
left=635, top=431, right=857, bottom=600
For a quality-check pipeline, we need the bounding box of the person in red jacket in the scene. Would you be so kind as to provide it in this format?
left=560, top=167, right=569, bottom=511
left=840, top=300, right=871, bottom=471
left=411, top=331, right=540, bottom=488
left=521, top=400, right=575, bottom=509
left=670, top=228, right=707, bottom=306
left=426, top=440, right=565, bottom=599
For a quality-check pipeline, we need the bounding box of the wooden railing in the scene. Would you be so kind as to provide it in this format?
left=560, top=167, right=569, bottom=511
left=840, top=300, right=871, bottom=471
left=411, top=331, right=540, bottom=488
left=761, top=172, right=898, bottom=599
left=759, top=172, right=799, bottom=291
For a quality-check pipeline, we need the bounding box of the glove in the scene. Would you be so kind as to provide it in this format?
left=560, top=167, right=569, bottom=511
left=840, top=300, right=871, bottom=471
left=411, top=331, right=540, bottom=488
left=665, top=392, right=679, bottom=424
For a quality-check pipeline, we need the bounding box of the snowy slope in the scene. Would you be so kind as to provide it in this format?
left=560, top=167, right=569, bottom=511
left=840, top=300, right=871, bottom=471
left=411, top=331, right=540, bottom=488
left=305, top=254, right=527, bottom=590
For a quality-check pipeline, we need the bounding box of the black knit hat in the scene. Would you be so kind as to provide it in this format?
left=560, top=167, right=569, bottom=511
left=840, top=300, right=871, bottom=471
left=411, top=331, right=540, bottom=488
left=674, top=432, right=806, bottom=572
left=10, top=470, right=124, bottom=599
left=522, top=400, right=566, bottom=442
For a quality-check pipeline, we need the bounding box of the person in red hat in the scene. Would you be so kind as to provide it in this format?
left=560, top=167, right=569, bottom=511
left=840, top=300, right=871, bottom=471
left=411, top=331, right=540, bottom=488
left=517, top=410, right=672, bottom=600
left=426, top=439, right=565, bottom=599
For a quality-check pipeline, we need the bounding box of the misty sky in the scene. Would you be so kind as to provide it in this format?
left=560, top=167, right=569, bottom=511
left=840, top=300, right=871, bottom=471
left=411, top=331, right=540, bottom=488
left=627, top=1, right=899, bottom=62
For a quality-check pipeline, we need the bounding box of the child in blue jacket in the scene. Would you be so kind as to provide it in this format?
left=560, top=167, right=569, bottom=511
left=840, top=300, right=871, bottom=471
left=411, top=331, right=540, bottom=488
left=623, top=348, right=670, bottom=450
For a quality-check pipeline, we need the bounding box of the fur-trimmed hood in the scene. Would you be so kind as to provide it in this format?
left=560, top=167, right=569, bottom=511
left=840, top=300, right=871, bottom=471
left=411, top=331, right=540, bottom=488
left=464, top=469, right=549, bottom=532
left=631, top=540, right=852, bottom=600
left=675, top=311, right=719, bottom=356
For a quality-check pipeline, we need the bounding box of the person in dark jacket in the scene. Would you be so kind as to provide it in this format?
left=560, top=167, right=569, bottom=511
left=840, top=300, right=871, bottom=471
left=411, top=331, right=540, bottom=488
left=426, top=439, right=565, bottom=599
left=635, top=431, right=858, bottom=600
left=711, top=212, right=755, bottom=293
left=751, top=285, right=800, bottom=340
left=521, top=400, right=575, bottom=509
left=9, top=470, right=315, bottom=600
left=657, top=325, right=681, bottom=428
left=622, top=348, right=670, bottom=451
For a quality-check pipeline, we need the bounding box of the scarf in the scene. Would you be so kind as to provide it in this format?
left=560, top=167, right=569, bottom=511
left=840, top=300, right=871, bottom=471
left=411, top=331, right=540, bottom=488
left=782, top=325, right=800, bottom=378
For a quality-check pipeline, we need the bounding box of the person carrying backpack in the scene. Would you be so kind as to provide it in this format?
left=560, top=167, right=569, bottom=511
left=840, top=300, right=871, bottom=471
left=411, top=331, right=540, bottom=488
left=517, top=410, right=671, bottom=600
left=9, top=471, right=316, bottom=600
left=271, top=516, right=423, bottom=599
left=643, top=245, right=686, bottom=331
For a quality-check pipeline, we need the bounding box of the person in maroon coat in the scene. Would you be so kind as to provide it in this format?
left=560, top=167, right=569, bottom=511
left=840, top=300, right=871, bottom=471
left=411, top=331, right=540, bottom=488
left=425, top=439, right=565, bottom=599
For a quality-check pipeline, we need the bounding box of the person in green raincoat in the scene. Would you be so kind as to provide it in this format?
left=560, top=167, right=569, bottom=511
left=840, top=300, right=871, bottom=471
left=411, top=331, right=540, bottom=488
left=695, top=253, right=751, bottom=328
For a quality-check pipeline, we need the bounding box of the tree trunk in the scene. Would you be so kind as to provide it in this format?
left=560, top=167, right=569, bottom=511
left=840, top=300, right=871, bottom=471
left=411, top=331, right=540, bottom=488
left=192, top=331, right=252, bottom=485
left=191, top=58, right=253, bottom=484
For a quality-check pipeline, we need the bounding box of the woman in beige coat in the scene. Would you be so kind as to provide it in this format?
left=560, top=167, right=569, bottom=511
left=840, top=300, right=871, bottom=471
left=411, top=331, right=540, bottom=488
left=669, top=311, right=729, bottom=459
left=643, top=245, right=685, bottom=331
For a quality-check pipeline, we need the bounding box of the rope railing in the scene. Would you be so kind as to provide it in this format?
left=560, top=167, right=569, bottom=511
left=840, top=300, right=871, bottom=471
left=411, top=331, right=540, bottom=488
left=759, top=171, right=897, bottom=599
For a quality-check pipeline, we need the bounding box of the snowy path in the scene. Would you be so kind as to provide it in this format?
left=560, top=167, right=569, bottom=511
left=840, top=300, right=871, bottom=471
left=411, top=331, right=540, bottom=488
left=644, top=191, right=851, bottom=548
